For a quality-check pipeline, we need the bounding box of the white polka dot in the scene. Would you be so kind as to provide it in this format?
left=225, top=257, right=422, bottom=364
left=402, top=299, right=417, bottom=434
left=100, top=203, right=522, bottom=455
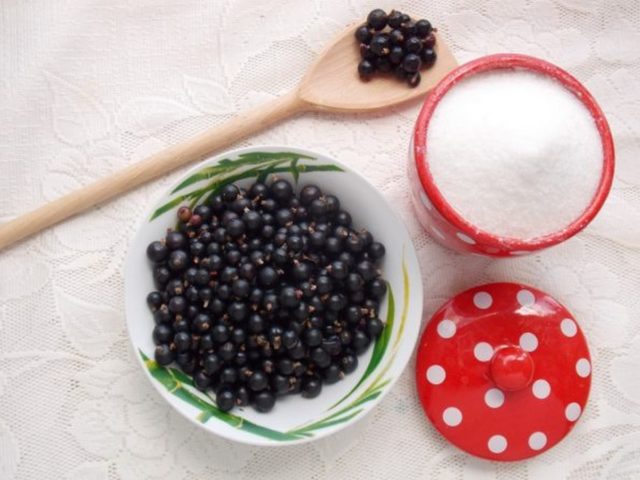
left=565, top=402, right=582, bottom=421
left=576, top=358, right=591, bottom=377
left=426, top=365, right=446, bottom=385
left=442, top=407, right=463, bottom=427
left=561, top=318, right=578, bottom=337
left=456, top=232, right=476, bottom=244
left=430, top=225, right=445, bottom=240
left=473, top=292, right=493, bottom=309
left=419, top=191, right=433, bottom=211
left=484, top=388, right=505, bottom=408
left=474, top=342, right=494, bottom=362
left=528, top=432, right=547, bottom=450
left=532, top=379, right=551, bottom=399
left=437, top=319, right=457, bottom=339
left=488, top=435, right=507, bottom=454
left=517, top=289, right=536, bottom=307
left=519, top=332, right=538, bottom=352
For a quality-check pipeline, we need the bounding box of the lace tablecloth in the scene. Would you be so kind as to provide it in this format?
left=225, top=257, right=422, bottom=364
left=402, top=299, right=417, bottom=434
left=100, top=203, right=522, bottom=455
left=1, top=1, right=639, bottom=478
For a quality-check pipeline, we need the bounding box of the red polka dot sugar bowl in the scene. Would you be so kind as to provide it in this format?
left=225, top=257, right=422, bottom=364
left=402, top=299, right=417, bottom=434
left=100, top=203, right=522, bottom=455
left=409, top=54, right=614, bottom=257
left=415, top=282, right=591, bottom=461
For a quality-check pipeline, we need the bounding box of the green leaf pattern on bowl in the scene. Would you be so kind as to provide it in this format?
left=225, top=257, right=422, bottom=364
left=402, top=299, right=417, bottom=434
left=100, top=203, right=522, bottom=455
left=151, top=151, right=343, bottom=221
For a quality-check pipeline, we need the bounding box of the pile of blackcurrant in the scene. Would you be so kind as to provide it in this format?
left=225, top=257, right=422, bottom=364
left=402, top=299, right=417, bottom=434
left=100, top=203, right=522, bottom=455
left=146, top=178, right=387, bottom=413
left=356, top=8, right=437, bottom=87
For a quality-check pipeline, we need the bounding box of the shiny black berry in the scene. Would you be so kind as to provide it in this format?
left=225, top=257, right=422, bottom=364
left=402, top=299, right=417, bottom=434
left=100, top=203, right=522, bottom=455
left=216, top=387, right=236, bottom=412
left=355, top=24, right=373, bottom=44
left=389, top=29, right=404, bottom=45
left=152, top=323, right=171, bottom=346
left=258, top=266, right=278, bottom=287
left=248, top=371, right=269, bottom=391
left=405, top=36, right=422, bottom=54
left=366, top=8, right=387, bottom=30
left=415, top=19, right=433, bottom=38
left=166, top=231, right=187, bottom=250
left=147, top=291, right=164, bottom=310
left=358, top=60, right=375, bottom=80
left=325, top=195, right=340, bottom=215
left=352, top=330, right=371, bottom=355
left=368, top=241, right=386, bottom=259
left=270, top=179, right=294, bottom=203
left=304, top=328, right=323, bottom=347
left=329, top=260, right=348, bottom=279
left=388, top=10, right=403, bottom=29
left=220, top=367, right=238, bottom=384
left=194, top=370, right=211, bottom=390
left=369, top=278, right=388, bottom=298
left=219, top=341, right=236, bottom=361
left=407, top=71, right=421, bottom=88
left=168, top=250, right=189, bottom=272
left=146, top=241, right=168, bottom=262
left=401, top=20, right=417, bottom=37
left=367, top=317, right=384, bottom=337
left=301, top=376, right=322, bottom=399
left=421, top=48, right=437, bottom=67
left=311, top=347, right=331, bottom=368
left=356, top=260, right=377, bottom=281
left=322, top=364, right=342, bottom=384
left=370, top=33, right=390, bottom=56
left=236, top=386, right=250, bottom=407
left=249, top=182, right=268, bottom=198
left=403, top=53, right=421, bottom=73
left=271, top=374, right=289, bottom=396
left=221, top=184, right=239, bottom=202
left=174, top=331, right=191, bottom=352
left=226, top=218, right=245, bottom=238
left=154, top=344, right=174, bottom=366
left=253, top=391, right=276, bottom=412
left=300, top=185, right=322, bottom=205
left=341, top=353, right=358, bottom=374
left=316, top=275, right=332, bottom=295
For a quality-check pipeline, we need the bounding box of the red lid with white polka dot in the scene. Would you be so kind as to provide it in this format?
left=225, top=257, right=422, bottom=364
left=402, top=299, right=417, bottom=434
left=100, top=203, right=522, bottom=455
left=416, top=283, right=591, bottom=461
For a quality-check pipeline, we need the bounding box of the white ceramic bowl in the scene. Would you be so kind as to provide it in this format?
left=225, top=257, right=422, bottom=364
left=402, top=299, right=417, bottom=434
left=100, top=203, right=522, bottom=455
left=125, top=146, right=423, bottom=446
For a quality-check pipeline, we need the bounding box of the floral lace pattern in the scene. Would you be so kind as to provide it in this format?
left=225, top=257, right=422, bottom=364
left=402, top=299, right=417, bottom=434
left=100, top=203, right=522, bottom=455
left=1, top=0, right=639, bottom=478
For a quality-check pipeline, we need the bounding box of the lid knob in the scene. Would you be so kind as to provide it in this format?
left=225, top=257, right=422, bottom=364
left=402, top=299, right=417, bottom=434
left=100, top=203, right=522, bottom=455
left=489, top=345, right=534, bottom=391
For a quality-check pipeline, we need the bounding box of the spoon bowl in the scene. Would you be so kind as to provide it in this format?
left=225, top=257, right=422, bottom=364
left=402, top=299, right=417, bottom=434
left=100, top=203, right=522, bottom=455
left=300, top=28, right=457, bottom=112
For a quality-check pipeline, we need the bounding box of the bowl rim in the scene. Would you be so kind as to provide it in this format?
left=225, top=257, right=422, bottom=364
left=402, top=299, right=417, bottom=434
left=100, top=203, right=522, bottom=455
left=125, top=144, right=424, bottom=446
left=413, top=53, right=615, bottom=251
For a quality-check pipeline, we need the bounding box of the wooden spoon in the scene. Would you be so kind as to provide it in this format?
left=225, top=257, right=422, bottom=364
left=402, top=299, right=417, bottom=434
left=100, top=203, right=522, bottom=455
left=0, top=22, right=456, bottom=250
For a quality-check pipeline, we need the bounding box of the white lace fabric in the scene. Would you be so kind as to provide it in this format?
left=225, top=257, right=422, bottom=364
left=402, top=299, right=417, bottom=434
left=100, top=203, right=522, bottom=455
left=1, top=1, right=639, bottom=479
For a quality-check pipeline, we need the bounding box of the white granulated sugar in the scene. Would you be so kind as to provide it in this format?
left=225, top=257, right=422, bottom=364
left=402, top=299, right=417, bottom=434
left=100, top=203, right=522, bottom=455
left=427, top=70, right=603, bottom=240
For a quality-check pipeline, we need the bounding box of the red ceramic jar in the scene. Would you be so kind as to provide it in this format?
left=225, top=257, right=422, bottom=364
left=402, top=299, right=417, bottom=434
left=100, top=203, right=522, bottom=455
left=409, top=54, right=615, bottom=256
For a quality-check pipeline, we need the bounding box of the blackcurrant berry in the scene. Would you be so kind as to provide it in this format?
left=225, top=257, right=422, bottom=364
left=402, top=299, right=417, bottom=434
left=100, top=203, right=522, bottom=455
left=366, top=8, right=387, bottom=31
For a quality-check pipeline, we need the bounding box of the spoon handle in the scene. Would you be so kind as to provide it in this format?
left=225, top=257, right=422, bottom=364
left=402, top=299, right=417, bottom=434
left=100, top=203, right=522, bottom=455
left=0, top=90, right=306, bottom=251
